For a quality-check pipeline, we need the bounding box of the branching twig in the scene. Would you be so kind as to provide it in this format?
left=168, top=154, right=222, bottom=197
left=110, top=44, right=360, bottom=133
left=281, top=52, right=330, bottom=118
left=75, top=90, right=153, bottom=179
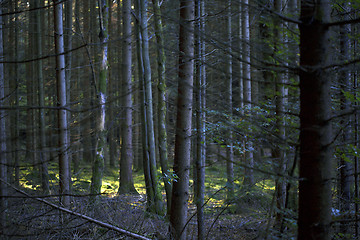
left=0, top=178, right=152, bottom=240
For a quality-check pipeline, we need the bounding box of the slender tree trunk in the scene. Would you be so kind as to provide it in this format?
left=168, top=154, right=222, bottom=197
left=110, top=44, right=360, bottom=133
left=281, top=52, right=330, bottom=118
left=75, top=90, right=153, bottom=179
left=138, top=0, right=164, bottom=215
left=9, top=0, right=20, bottom=187
left=225, top=0, right=234, bottom=199
left=90, top=0, right=109, bottom=198
left=54, top=0, right=71, bottom=207
left=151, top=0, right=172, bottom=213
left=107, top=0, right=116, bottom=168
left=242, top=0, right=254, bottom=186
left=338, top=2, right=352, bottom=235
left=272, top=0, right=287, bottom=230
left=65, top=0, right=79, bottom=174
left=0, top=3, right=8, bottom=232
left=170, top=0, right=194, bottom=239
left=194, top=0, right=206, bottom=238
left=26, top=0, right=36, bottom=168
left=237, top=0, right=244, bottom=112
left=298, top=1, right=332, bottom=239
left=81, top=0, right=94, bottom=164
left=35, top=0, right=49, bottom=194
left=118, top=0, right=137, bottom=194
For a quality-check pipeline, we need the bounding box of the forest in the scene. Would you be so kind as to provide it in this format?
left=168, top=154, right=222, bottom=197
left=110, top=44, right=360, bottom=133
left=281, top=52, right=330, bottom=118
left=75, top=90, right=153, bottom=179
left=0, top=0, right=360, bottom=239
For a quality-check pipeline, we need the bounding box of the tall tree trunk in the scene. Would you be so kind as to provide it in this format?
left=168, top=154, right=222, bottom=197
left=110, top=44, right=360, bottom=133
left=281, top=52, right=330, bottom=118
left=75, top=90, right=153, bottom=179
left=0, top=2, right=8, bottom=232
left=138, top=0, right=164, bottom=215
left=26, top=0, right=36, bottom=169
left=225, top=0, right=234, bottom=199
left=90, top=0, right=109, bottom=198
left=54, top=0, right=71, bottom=207
left=298, top=1, right=332, bottom=239
left=9, top=0, right=20, bottom=187
left=151, top=0, right=172, bottom=213
left=338, top=2, right=352, bottom=235
left=272, top=0, right=287, bottom=231
left=237, top=0, right=244, bottom=112
left=81, top=0, right=94, bottom=164
left=242, top=0, right=254, bottom=186
left=118, top=0, right=137, bottom=194
left=35, top=0, right=49, bottom=194
left=194, top=0, right=206, bottom=238
left=107, top=0, right=117, bottom=168
left=170, top=0, right=194, bottom=239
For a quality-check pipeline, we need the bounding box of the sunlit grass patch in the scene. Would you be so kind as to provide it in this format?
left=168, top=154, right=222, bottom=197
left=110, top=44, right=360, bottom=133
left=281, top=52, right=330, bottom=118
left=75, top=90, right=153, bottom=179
left=255, top=179, right=275, bottom=191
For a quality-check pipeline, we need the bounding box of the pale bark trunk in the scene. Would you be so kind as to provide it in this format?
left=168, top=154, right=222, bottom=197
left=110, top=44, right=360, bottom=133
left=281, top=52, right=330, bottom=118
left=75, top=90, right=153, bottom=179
left=119, top=0, right=137, bottom=194
left=90, top=0, right=109, bottom=197
left=170, top=0, right=194, bottom=239
left=54, top=0, right=71, bottom=207
left=242, top=0, right=254, bottom=186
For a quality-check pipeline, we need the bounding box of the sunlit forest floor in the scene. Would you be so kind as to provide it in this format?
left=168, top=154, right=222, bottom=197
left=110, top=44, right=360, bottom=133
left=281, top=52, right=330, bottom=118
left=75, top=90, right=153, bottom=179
left=4, top=161, right=297, bottom=239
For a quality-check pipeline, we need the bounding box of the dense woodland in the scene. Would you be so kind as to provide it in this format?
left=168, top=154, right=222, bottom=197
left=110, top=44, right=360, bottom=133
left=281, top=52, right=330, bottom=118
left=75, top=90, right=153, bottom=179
left=0, top=0, right=360, bottom=239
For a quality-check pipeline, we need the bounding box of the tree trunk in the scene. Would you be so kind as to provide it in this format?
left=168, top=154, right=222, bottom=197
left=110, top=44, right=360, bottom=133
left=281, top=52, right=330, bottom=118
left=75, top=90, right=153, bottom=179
left=35, top=0, right=49, bottom=194
left=139, top=0, right=164, bottom=215
left=194, top=0, right=206, bottom=238
left=0, top=3, right=8, bottom=232
left=170, top=0, right=194, bottom=239
left=225, top=0, right=234, bottom=199
left=242, top=0, right=254, bottom=186
left=118, top=0, right=137, bottom=194
left=271, top=0, right=287, bottom=231
left=81, top=0, right=94, bottom=164
left=54, top=0, right=71, bottom=207
left=90, top=0, right=109, bottom=198
left=338, top=2, right=352, bottom=235
left=151, top=0, right=172, bottom=213
left=107, top=0, right=117, bottom=168
left=9, top=0, right=20, bottom=187
left=298, top=1, right=332, bottom=239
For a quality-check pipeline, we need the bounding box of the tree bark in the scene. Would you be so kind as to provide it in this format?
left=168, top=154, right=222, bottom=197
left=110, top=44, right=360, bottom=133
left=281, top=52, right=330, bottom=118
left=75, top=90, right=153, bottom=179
left=298, top=1, right=332, bottom=239
left=35, top=0, right=49, bottom=194
left=90, top=0, right=109, bottom=198
left=151, top=0, right=172, bottom=213
left=118, top=0, right=137, bottom=194
left=170, top=0, right=195, bottom=238
left=242, top=0, right=254, bottom=186
left=225, top=0, right=234, bottom=199
left=272, top=0, right=287, bottom=230
left=0, top=2, right=8, bottom=232
left=137, top=0, right=164, bottom=214
left=54, top=0, right=71, bottom=207
left=338, top=2, right=352, bottom=235
left=194, top=0, right=206, bottom=238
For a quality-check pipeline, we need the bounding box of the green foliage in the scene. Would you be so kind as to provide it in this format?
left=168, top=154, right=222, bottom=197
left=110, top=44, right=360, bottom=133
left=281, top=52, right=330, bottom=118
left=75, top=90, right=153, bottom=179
left=160, top=169, right=178, bottom=185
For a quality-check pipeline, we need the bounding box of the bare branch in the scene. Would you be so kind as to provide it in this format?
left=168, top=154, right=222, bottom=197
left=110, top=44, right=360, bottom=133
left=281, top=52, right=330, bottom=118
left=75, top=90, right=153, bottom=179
left=0, top=178, right=152, bottom=240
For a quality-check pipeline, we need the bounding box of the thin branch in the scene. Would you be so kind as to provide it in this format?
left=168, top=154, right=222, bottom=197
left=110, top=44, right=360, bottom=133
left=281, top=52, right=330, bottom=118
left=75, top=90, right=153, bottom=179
left=326, top=17, right=360, bottom=27
left=0, top=178, right=152, bottom=240
left=0, top=44, right=87, bottom=64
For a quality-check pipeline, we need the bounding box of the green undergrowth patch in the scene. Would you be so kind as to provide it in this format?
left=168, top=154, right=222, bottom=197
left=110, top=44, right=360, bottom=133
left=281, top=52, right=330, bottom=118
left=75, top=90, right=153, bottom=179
left=18, top=161, right=274, bottom=217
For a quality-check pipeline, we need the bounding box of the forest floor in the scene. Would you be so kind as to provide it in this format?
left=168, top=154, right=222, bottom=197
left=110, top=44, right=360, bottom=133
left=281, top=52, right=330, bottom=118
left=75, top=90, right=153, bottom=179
left=3, top=164, right=297, bottom=239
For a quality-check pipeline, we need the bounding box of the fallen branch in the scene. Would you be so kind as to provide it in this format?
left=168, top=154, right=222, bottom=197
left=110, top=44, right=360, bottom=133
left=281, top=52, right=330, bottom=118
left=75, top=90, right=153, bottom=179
left=0, top=179, right=151, bottom=240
